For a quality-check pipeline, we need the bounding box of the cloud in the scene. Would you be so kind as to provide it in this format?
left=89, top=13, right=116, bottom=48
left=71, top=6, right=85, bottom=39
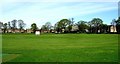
left=5, top=2, right=116, bottom=17
left=0, top=2, right=118, bottom=29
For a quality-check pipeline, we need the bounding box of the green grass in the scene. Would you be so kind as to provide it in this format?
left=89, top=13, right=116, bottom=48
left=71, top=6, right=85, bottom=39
left=2, top=33, right=118, bottom=62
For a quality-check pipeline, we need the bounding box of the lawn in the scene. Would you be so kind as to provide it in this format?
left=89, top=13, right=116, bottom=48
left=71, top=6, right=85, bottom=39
left=2, top=33, right=118, bottom=62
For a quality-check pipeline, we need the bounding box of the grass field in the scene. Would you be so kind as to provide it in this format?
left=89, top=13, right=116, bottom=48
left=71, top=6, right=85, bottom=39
left=2, top=33, right=118, bottom=62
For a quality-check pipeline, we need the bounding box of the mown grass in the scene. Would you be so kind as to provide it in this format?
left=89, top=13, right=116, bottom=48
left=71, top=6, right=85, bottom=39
left=2, top=33, right=118, bottom=62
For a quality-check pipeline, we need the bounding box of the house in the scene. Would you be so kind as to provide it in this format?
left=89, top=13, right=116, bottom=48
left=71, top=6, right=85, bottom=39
left=50, top=29, right=55, bottom=33
left=14, top=29, right=21, bottom=33
left=108, top=25, right=117, bottom=33
left=5, top=29, right=25, bottom=33
left=7, top=29, right=12, bottom=33
left=62, top=29, right=65, bottom=33
left=71, top=25, right=79, bottom=31
left=20, top=29, right=25, bottom=33
left=35, top=30, right=41, bottom=35
left=110, top=25, right=117, bottom=32
left=26, top=29, right=33, bottom=33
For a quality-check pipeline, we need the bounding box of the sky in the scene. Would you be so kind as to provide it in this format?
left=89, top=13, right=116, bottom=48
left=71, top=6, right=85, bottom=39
left=0, top=0, right=119, bottom=29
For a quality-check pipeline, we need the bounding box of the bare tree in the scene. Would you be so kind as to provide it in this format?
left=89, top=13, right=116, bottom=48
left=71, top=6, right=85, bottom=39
left=18, top=19, right=26, bottom=31
left=0, top=22, right=3, bottom=29
left=8, top=21, right=11, bottom=29
left=11, top=19, right=17, bottom=31
left=111, top=19, right=116, bottom=32
left=45, top=22, right=52, bottom=32
left=3, top=23, right=7, bottom=33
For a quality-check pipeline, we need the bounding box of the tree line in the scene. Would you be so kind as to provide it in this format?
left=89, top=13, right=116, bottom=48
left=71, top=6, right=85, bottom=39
left=0, top=17, right=120, bottom=34
left=0, top=19, right=26, bottom=33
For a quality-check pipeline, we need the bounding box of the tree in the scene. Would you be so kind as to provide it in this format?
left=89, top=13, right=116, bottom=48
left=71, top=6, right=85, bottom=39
left=0, top=22, right=3, bottom=29
left=54, top=22, right=60, bottom=33
left=3, top=23, right=7, bottom=33
left=41, top=25, right=47, bottom=31
left=90, top=18, right=103, bottom=33
left=11, top=19, right=17, bottom=31
left=76, top=20, right=89, bottom=33
left=115, top=17, right=120, bottom=33
left=41, top=22, right=52, bottom=33
left=56, top=19, right=71, bottom=33
left=70, top=18, right=74, bottom=25
left=31, top=23, right=37, bottom=33
left=59, top=19, right=69, bottom=29
left=99, top=24, right=108, bottom=33
left=44, top=22, right=52, bottom=32
left=67, top=25, right=72, bottom=32
left=111, top=19, right=116, bottom=33
left=18, top=19, right=26, bottom=31
left=67, top=18, right=74, bottom=32
left=87, top=21, right=92, bottom=33
left=8, top=21, right=11, bottom=29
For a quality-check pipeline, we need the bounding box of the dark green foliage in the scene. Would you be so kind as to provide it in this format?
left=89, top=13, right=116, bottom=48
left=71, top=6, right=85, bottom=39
left=31, top=23, right=37, bottom=33
left=115, top=17, right=120, bottom=33
left=55, top=19, right=72, bottom=33
left=76, top=20, right=89, bottom=33
left=99, top=24, right=108, bottom=33
left=90, top=18, right=103, bottom=33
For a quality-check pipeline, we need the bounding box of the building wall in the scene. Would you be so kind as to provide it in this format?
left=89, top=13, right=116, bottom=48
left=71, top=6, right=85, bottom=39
left=110, top=26, right=117, bottom=32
